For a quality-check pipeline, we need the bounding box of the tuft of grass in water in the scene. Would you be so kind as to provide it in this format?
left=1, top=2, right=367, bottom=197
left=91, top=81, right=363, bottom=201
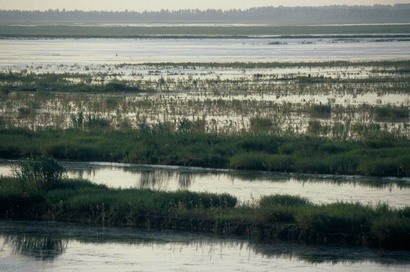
left=249, top=117, right=275, bottom=134
left=309, top=104, right=332, bottom=119
left=0, top=72, right=143, bottom=94
left=374, top=105, right=409, bottom=122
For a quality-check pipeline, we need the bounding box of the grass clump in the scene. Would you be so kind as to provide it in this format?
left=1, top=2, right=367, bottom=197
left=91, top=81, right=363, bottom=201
left=259, top=195, right=309, bottom=207
left=0, top=176, right=408, bottom=250
left=249, top=117, right=275, bottom=134
left=309, top=104, right=332, bottom=119
left=12, top=156, right=64, bottom=191
left=0, top=72, right=143, bottom=94
left=374, top=105, right=409, bottom=122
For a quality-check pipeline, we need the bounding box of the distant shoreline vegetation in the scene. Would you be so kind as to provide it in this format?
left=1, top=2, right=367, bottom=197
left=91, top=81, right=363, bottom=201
left=0, top=25, right=409, bottom=39
left=0, top=5, right=409, bottom=25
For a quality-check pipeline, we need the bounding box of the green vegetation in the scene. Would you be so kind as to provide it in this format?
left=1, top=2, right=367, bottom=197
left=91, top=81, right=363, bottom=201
left=0, top=22, right=408, bottom=257
left=310, top=104, right=332, bottom=119
left=0, top=72, right=142, bottom=94
left=0, top=127, right=408, bottom=177
left=1, top=60, right=408, bottom=139
left=2, top=66, right=409, bottom=95
left=0, top=176, right=408, bottom=250
left=12, top=155, right=64, bottom=191
left=0, top=25, right=409, bottom=38
left=374, top=105, right=409, bottom=122
left=249, top=117, right=276, bottom=134
left=145, top=60, right=410, bottom=69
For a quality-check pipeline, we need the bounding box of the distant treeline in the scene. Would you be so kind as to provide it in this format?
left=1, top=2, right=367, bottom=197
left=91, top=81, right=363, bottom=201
left=1, top=5, right=410, bottom=25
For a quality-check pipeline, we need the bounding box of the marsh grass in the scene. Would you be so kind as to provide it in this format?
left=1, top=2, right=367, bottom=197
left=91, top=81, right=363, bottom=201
left=0, top=177, right=408, bottom=249
left=374, top=105, right=409, bottom=122
left=310, top=104, right=332, bottom=119
left=1, top=62, right=408, bottom=138
left=0, top=72, right=142, bottom=94
left=249, top=117, right=275, bottom=134
left=0, top=127, right=408, bottom=177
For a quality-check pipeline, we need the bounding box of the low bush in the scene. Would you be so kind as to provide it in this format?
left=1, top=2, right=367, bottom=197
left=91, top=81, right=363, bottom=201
left=13, top=156, right=64, bottom=190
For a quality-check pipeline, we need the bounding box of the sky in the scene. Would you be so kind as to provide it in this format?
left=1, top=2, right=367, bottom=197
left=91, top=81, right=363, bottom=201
left=0, top=0, right=409, bottom=11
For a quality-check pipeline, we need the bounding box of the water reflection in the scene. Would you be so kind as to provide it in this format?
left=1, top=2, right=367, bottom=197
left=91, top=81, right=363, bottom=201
left=1, top=38, right=410, bottom=65
left=3, top=234, right=66, bottom=261
left=0, top=220, right=409, bottom=270
left=252, top=242, right=410, bottom=265
left=138, top=170, right=193, bottom=189
left=0, top=160, right=409, bottom=207
left=178, top=173, right=193, bottom=188
left=117, top=163, right=409, bottom=189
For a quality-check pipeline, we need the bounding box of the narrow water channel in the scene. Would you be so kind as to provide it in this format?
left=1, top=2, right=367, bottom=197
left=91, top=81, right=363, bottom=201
left=0, top=161, right=408, bottom=207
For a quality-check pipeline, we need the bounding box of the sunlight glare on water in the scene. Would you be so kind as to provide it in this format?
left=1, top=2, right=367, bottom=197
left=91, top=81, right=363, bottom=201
left=0, top=38, right=409, bottom=65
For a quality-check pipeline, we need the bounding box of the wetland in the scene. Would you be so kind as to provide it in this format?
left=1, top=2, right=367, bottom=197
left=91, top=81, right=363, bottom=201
left=0, top=22, right=409, bottom=270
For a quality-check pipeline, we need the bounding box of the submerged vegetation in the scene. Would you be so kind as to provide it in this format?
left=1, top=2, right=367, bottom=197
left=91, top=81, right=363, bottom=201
left=0, top=22, right=409, bottom=258
left=0, top=72, right=142, bottom=94
left=0, top=174, right=408, bottom=250
left=0, top=60, right=409, bottom=139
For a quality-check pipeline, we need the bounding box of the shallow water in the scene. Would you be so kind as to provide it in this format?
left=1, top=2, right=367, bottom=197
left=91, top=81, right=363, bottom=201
left=0, top=220, right=409, bottom=272
left=1, top=38, right=409, bottom=66
left=1, top=161, right=408, bottom=207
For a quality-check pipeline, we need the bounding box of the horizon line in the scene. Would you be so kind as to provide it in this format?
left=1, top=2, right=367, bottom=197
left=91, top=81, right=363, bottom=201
left=0, top=4, right=408, bottom=13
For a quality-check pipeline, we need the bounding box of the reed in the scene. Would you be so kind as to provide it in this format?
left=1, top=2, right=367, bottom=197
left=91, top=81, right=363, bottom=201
left=0, top=177, right=408, bottom=250
left=0, top=127, right=408, bottom=177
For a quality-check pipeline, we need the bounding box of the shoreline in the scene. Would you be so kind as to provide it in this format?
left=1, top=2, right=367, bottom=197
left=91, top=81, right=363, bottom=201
left=0, top=24, right=409, bottom=39
left=0, top=177, right=408, bottom=251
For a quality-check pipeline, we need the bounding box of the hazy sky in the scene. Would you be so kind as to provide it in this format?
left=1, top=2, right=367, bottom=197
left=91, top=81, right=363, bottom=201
left=0, top=0, right=409, bottom=11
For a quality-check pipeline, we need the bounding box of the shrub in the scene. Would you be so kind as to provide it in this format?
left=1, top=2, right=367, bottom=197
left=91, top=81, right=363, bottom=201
left=13, top=156, right=65, bottom=190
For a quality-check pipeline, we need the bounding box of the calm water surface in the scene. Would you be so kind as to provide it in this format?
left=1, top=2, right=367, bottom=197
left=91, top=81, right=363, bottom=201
left=0, top=38, right=409, bottom=65
left=0, top=220, right=409, bottom=272
left=0, top=161, right=408, bottom=207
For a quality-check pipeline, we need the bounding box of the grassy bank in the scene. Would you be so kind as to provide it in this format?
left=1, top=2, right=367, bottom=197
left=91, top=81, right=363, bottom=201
left=0, top=127, right=409, bottom=177
left=0, top=177, right=408, bottom=250
left=0, top=24, right=409, bottom=38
